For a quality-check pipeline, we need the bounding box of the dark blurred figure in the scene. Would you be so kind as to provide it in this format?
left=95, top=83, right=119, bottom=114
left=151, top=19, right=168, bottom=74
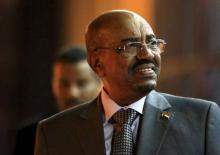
left=14, top=46, right=102, bottom=155
left=52, top=46, right=102, bottom=111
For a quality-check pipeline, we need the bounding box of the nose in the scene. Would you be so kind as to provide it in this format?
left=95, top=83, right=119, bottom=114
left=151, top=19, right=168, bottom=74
left=68, top=85, right=80, bottom=99
left=136, top=44, right=154, bottom=60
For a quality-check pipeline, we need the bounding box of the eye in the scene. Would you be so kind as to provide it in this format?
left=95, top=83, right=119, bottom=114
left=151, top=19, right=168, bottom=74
left=77, top=79, right=89, bottom=88
left=115, top=46, right=125, bottom=52
left=148, top=40, right=158, bottom=50
left=127, top=42, right=142, bottom=48
left=149, top=40, right=157, bottom=46
left=60, top=80, right=70, bottom=88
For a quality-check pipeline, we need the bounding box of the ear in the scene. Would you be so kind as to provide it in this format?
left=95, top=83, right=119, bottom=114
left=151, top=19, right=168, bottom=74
left=87, top=51, right=105, bottom=77
left=93, top=56, right=105, bottom=77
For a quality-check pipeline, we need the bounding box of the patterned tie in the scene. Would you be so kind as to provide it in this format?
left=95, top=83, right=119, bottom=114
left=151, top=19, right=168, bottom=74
left=110, top=108, right=138, bottom=155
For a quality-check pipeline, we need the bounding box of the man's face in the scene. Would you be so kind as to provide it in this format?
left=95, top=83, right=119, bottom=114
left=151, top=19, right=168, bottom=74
left=52, top=61, right=100, bottom=111
left=95, top=15, right=162, bottom=99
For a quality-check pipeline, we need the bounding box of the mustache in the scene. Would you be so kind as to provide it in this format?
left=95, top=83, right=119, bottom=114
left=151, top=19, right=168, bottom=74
left=131, top=60, right=158, bottom=71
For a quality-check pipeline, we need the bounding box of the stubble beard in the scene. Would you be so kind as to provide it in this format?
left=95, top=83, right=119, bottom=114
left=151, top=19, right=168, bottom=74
left=133, top=79, right=157, bottom=95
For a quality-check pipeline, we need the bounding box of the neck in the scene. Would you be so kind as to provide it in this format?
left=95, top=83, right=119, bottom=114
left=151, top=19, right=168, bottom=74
left=103, top=87, right=147, bottom=106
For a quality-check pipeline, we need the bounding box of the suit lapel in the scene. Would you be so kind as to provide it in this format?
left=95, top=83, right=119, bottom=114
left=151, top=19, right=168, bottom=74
left=76, top=96, right=106, bottom=155
left=136, top=91, right=175, bottom=155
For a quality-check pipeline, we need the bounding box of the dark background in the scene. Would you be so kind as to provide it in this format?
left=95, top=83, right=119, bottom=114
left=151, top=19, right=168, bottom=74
left=1, top=0, right=220, bottom=154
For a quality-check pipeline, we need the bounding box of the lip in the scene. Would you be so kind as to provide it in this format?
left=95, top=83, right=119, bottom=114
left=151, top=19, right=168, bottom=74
left=134, top=63, right=156, bottom=77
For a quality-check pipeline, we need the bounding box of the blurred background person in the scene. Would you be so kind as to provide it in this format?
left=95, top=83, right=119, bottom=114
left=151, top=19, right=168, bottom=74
left=14, top=46, right=102, bottom=155
left=52, top=46, right=102, bottom=111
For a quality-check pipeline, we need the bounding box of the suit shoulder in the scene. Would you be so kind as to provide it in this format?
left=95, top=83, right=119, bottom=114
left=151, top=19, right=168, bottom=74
left=159, top=92, right=218, bottom=109
left=39, top=100, right=96, bottom=126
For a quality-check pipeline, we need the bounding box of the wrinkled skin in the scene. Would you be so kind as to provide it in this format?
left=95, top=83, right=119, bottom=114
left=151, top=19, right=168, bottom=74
left=86, top=10, right=162, bottom=106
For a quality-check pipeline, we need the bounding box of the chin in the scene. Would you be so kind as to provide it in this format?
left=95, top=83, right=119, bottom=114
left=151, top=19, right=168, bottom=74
left=134, top=80, right=157, bottom=94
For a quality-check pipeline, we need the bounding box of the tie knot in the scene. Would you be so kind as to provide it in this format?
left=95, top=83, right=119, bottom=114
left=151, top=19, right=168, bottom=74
left=111, top=108, right=138, bottom=126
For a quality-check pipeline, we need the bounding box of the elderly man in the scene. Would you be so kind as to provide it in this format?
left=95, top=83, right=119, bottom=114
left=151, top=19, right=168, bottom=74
left=34, top=10, right=220, bottom=155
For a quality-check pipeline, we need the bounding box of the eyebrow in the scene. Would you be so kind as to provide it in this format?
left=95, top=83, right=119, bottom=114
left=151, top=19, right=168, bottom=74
left=146, top=34, right=156, bottom=40
left=120, top=37, right=140, bottom=43
left=120, top=34, right=156, bottom=43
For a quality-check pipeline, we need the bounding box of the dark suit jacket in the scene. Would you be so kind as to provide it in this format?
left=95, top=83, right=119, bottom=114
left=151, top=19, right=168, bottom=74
left=14, top=113, right=55, bottom=155
left=34, top=90, right=220, bottom=155
left=14, top=122, right=38, bottom=155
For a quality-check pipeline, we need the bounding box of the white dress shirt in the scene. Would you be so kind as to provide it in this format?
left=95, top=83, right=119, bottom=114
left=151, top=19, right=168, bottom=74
left=101, top=89, right=146, bottom=155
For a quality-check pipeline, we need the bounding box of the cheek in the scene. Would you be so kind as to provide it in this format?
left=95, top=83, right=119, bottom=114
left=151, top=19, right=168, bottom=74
left=79, top=84, right=95, bottom=95
left=113, top=61, right=128, bottom=76
left=115, top=58, right=135, bottom=80
left=52, top=82, right=60, bottom=96
left=102, top=54, right=132, bottom=82
left=154, top=54, right=162, bottom=71
left=53, top=85, right=68, bottom=98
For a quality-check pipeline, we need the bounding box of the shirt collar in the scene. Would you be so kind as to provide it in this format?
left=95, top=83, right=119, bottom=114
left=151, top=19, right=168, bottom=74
left=101, top=88, right=146, bottom=122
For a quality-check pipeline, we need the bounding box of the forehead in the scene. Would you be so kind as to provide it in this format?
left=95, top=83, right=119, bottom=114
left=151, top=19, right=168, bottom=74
left=53, top=61, right=94, bottom=79
left=92, top=12, right=155, bottom=45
